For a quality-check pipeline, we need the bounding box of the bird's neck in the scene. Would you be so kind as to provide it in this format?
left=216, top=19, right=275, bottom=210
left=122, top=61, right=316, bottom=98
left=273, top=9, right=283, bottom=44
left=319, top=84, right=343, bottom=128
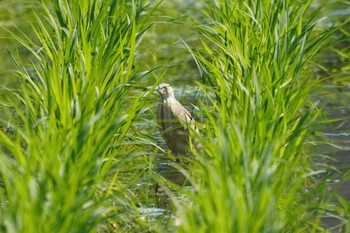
left=162, top=96, right=177, bottom=103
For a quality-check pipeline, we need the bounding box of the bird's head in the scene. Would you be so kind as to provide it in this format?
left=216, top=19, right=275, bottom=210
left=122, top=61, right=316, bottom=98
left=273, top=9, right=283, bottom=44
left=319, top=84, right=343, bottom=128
left=155, top=83, right=175, bottom=99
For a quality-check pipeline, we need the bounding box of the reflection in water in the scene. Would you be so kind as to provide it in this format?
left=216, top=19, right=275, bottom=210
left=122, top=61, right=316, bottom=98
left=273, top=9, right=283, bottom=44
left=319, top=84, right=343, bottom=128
left=137, top=153, right=193, bottom=227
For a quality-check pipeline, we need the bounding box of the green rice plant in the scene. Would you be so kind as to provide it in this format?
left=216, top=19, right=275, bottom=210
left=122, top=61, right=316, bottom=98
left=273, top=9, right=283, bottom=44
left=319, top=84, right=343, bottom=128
left=174, top=0, right=346, bottom=232
left=330, top=188, right=350, bottom=232
left=0, top=0, right=161, bottom=232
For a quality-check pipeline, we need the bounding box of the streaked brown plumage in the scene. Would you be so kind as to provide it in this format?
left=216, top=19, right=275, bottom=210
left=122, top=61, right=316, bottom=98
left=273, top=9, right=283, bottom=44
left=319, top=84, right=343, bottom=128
left=155, top=83, right=198, bottom=156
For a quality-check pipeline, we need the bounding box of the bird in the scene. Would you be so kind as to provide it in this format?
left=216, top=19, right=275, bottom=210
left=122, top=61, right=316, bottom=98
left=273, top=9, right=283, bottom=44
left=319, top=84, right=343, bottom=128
left=154, top=83, right=200, bottom=157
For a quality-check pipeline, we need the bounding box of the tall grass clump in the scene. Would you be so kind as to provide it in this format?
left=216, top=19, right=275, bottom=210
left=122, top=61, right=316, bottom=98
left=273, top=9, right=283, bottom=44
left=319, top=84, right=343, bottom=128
left=176, top=0, right=341, bottom=232
left=0, top=0, right=159, bottom=232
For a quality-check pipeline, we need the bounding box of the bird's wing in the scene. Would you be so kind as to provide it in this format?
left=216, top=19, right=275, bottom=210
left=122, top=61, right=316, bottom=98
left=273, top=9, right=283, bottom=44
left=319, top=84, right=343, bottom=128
left=156, top=100, right=200, bottom=155
left=170, top=101, right=196, bottom=129
left=170, top=101, right=201, bottom=153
